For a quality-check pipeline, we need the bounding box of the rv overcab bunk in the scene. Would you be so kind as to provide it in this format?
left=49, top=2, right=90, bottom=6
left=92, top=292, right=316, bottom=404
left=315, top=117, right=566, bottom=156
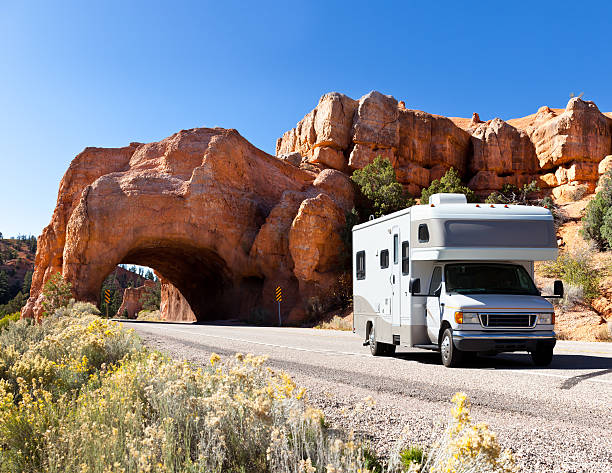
left=352, top=193, right=562, bottom=367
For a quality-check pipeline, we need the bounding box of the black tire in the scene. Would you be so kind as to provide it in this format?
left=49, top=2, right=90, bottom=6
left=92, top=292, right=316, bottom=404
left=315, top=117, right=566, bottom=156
left=440, top=328, right=463, bottom=367
left=384, top=344, right=396, bottom=356
left=531, top=344, right=554, bottom=366
left=368, top=326, right=385, bottom=356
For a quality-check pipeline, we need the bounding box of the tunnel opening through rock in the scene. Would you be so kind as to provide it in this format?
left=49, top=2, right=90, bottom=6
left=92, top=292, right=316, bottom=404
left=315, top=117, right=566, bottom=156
left=116, top=242, right=239, bottom=322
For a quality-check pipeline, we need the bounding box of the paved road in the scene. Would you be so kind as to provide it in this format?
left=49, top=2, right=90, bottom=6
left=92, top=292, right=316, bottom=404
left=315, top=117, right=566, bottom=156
left=120, top=321, right=612, bottom=473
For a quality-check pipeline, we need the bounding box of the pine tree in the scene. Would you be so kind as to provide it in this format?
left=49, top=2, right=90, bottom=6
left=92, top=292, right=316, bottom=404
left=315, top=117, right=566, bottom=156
left=0, top=271, right=9, bottom=305
left=22, top=271, right=33, bottom=295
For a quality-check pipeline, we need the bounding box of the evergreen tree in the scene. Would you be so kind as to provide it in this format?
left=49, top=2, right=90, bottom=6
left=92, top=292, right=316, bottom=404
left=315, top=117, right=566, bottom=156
left=420, top=167, right=476, bottom=204
left=351, top=156, right=414, bottom=218
left=22, top=271, right=33, bottom=295
left=0, top=271, right=9, bottom=305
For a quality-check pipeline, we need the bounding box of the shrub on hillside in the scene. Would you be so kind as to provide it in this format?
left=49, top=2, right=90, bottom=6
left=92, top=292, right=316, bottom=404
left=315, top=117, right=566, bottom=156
left=41, top=272, right=72, bottom=316
left=0, top=312, right=20, bottom=331
left=582, top=169, right=612, bottom=249
left=420, top=167, right=476, bottom=204
left=540, top=251, right=600, bottom=303
left=486, top=181, right=566, bottom=228
left=351, top=156, right=414, bottom=218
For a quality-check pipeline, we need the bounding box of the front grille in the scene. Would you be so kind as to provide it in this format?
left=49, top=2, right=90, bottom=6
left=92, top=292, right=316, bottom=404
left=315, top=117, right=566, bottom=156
left=480, top=313, right=536, bottom=328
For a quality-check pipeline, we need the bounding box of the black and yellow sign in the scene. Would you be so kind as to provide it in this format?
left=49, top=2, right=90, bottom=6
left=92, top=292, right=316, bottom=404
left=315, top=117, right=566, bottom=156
left=104, top=289, right=111, bottom=304
left=275, top=286, right=282, bottom=302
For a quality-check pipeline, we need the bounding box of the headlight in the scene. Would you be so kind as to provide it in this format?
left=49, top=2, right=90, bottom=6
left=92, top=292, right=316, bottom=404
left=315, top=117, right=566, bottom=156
left=538, top=313, right=554, bottom=324
left=454, top=311, right=480, bottom=324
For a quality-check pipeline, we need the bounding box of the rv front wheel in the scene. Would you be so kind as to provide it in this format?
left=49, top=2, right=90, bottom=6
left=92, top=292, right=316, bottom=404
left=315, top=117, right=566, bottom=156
left=531, top=344, right=554, bottom=366
left=368, top=327, right=386, bottom=356
left=440, top=328, right=462, bottom=367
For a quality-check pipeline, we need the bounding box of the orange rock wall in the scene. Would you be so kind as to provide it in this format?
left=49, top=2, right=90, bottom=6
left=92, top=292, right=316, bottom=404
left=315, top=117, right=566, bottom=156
left=278, top=92, right=612, bottom=200
left=116, top=281, right=155, bottom=318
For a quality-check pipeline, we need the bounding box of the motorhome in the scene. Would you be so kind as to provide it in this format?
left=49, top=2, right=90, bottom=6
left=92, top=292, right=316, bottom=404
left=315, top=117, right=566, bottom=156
left=352, top=193, right=562, bottom=367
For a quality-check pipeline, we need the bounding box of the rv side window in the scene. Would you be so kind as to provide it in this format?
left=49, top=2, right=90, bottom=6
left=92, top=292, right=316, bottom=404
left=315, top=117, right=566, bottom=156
left=418, top=224, right=430, bottom=243
left=393, top=234, right=399, bottom=264
left=401, top=241, right=409, bottom=275
left=429, top=267, right=442, bottom=296
left=356, top=251, right=366, bottom=280
left=380, top=250, right=389, bottom=269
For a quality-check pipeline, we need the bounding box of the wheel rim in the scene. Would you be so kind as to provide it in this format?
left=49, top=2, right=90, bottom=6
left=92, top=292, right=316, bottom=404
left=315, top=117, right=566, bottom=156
left=441, top=334, right=451, bottom=361
left=369, top=329, right=375, bottom=347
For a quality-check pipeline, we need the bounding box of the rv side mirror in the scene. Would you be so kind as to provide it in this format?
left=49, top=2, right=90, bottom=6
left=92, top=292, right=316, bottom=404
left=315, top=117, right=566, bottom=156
left=554, top=280, right=564, bottom=298
left=409, top=278, right=421, bottom=295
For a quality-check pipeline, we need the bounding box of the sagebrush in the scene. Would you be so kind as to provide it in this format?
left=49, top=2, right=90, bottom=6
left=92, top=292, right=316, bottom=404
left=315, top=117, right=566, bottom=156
left=0, top=305, right=521, bottom=473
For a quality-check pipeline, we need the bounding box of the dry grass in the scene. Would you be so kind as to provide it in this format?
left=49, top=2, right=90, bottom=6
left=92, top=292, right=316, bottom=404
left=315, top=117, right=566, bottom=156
left=314, top=312, right=353, bottom=331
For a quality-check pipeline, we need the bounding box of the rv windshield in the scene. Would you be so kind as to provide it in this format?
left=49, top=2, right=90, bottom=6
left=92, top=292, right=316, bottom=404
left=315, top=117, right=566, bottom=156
left=444, top=263, right=539, bottom=296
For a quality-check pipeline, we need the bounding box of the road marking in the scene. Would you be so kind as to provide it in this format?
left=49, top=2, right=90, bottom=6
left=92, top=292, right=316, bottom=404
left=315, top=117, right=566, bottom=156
left=555, top=347, right=612, bottom=356
left=154, top=326, right=373, bottom=359
left=133, top=324, right=612, bottom=386
left=504, top=369, right=612, bottom=385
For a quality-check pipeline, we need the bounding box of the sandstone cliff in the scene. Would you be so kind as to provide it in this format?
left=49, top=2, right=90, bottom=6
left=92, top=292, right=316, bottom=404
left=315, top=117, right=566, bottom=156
left=278, top=92, right=612, bottom=200
left=115, top=280, right=155, bottom=318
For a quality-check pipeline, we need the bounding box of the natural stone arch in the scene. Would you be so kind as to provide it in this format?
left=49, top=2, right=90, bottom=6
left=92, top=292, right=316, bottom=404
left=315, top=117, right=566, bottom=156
left=23, top=127, right=354, bottom=323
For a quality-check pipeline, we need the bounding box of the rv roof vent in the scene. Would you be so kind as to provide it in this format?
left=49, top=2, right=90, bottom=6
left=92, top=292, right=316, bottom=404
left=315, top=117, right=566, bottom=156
left=428, top=193, right=468, bottom=206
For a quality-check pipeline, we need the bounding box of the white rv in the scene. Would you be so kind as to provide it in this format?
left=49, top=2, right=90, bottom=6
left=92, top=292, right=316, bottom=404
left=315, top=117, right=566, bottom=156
left=352, top=193, right=562, bottom=367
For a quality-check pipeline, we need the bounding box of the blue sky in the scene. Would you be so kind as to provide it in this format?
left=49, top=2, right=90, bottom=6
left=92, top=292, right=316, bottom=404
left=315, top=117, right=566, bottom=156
left=1, top=0, right=611, bottom=238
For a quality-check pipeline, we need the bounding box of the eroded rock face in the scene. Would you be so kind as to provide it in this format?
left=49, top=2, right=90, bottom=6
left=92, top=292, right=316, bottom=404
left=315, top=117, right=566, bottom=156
left=116, top=281, right=155, bottom=318
left=23, top=128, right=353, bottom=323
left=279, top=92, right=612, bottom=202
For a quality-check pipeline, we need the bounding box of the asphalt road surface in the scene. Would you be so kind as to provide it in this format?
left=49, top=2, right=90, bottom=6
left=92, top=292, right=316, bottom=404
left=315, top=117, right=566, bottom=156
left=120, top=321, right=612, bottom=473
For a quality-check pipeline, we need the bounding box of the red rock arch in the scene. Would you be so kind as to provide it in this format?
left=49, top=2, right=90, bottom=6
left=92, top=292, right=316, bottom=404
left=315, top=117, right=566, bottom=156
left=22, top=128, right=353, bottom=323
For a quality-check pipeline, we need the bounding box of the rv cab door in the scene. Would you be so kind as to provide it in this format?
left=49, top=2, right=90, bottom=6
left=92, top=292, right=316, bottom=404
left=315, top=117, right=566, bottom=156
left=426, top=266, right=443, bottom=343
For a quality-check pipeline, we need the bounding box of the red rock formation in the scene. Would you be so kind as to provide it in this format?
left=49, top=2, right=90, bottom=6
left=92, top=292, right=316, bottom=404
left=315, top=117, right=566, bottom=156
left=279, top=92, right=612, bottom=202
left=116, top=280, right=155, bottom=318
left=277, top=91, right=471, bottom=197
left=23, top=128, right=354, bottom=323
left=160, top=277, right=196, bottom=322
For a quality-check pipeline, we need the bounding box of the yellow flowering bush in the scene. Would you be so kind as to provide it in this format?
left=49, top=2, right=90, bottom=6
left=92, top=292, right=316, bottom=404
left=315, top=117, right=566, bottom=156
left=0, top=305, right=522, bottom=473
left=418, top=393, right=519, bottom=473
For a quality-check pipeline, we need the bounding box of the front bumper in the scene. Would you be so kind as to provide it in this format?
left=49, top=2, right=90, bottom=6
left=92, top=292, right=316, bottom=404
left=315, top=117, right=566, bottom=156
left=453, top=330, right=556, bottom=353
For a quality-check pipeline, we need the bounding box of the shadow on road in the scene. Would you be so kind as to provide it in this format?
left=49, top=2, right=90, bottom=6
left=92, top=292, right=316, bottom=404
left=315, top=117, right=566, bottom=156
left=392, top=350, right=612, bottom=371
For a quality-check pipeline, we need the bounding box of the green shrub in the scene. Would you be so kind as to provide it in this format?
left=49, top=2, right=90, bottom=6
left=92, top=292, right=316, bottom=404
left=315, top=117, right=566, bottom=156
left=582, top=170, right=612, bottom=249
left=486, top=181, right=566, bottom=228
left=540, top=252, right=600, bottom=302
left=399, top=445, right=424, bottom=469
left=0, top=312, right=20, bottom=331
left=351, top=156, right=414, bottom=218
left=421, top=167, right=476, bottom=204
left=362, top=447, right=383, bottom=473
left=41, top=272, right=72, bottom=317
left=485, top=180, right=540, bottom=205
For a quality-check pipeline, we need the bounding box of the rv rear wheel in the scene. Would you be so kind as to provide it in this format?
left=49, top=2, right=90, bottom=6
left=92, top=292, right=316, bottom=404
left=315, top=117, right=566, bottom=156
left=440, top=328, right=462, bottom=367
left=368, top=327, right=392, bottom=356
